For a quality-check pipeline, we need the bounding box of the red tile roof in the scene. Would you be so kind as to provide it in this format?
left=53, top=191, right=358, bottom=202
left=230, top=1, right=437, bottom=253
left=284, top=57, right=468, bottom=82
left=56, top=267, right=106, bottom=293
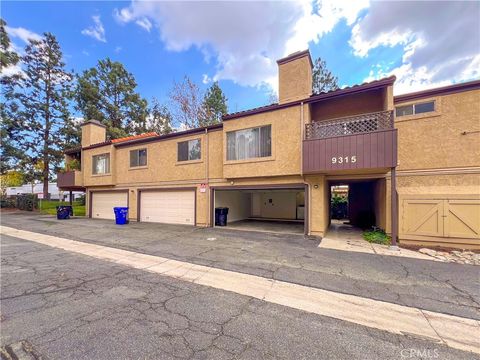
left=111, top=132, right=158, bottom=143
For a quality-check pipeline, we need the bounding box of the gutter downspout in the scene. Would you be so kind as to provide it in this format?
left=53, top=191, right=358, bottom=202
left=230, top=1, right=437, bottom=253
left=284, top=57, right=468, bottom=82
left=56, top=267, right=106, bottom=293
left=205, top=128, right=209, bottom=227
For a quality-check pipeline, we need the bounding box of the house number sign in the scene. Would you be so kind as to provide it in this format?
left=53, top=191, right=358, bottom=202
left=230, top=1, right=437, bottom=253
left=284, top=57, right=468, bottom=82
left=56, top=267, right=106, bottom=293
left=331, top=155, right=357, bottom=164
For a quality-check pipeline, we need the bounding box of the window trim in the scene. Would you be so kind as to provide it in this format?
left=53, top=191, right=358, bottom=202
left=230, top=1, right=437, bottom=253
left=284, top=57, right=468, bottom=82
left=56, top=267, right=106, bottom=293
left=177, top=138, right=202, bottom=163
left=394, top=97, right=441, bottom=122
left=92, top=153, right=111, bottom=175
left=225, top=124, right=273, bottom=163
left=129, top=148, right=148, bottom=169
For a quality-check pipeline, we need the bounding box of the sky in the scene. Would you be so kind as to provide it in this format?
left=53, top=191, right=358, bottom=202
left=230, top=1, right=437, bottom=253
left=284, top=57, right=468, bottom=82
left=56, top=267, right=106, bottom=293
left=2, top=0, right=479, bottom=114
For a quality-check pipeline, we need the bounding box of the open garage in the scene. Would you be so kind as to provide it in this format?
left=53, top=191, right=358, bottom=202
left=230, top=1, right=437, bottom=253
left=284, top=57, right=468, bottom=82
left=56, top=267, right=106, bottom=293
left=212, top=185, right=306, bottom=234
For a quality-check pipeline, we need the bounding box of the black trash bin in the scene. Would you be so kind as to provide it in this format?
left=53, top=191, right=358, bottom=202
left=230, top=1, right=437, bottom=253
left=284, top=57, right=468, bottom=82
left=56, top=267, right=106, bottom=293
left=215, top=207, right=229, bottom=226
left=56, top=205, right=73, bottom=220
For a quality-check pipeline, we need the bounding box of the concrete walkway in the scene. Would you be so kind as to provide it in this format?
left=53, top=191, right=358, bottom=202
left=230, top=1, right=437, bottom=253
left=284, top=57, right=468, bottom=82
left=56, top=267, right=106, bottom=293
left=1, top=225, right=478, bottom=355
left=320, top=220, right=439, bottom=261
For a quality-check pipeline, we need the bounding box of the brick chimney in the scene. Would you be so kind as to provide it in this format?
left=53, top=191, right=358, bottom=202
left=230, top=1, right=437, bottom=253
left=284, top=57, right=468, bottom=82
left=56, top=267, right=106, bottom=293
left=81, top=120, right=106, bottom=148
left=277, top=50, right=313, bottom=104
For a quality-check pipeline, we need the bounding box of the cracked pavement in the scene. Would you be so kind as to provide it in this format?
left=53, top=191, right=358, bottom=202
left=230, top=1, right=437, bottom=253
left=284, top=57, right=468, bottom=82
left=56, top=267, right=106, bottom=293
left=2, top=234, right=478, bottom=359
left=2, top=213, right=479, bottom=321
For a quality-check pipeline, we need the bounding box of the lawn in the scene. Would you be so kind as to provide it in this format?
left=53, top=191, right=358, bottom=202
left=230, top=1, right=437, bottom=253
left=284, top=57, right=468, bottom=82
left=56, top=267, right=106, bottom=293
left=38, top=200, right=86, bottom=217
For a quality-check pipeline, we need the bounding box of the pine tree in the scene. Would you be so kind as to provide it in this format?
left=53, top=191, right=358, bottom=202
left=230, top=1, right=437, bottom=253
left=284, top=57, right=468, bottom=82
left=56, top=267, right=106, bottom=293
left=312, top=57, right=339, bottom=94
left=200, top=81, right=228, bottom=126
left=0, top=18, right=23, bottom=174
left=18, top=33, right=74, bottom=199
left=75, top=58, right=148, bottom=139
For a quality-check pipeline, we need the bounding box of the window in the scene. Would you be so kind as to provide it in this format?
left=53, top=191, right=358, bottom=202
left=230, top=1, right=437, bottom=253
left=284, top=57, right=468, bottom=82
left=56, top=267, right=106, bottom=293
left=396, top=101, right=435, bottom=117
left=227, top=125, right=271, bottom=161
left=92, top=153, right=110, bottom=174
left=130, top=148, right=147, bottom=167
left=178, top=139, right=201, bottom=162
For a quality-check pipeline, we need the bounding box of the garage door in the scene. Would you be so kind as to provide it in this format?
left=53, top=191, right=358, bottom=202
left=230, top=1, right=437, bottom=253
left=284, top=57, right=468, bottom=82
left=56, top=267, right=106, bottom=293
left=91, top=192, right=128, bottom=220
left=140, top=190, right=195, bottom=225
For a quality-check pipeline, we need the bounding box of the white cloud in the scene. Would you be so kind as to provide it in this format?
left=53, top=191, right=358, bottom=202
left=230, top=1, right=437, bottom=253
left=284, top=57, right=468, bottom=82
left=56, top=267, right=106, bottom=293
left=352, top=1, right=480, bottom=94
left=5, top=26, right=42, bottom=44
left=135, top=18, right=152, bottom=32
left=0, top=64, right=24, bottom=77
left=115, top=46, right=122, bottom=53
left=113, top=0, right=367, bottom=92
left=82, top=50, right=89, bottom=56
left=202, top=74, right=212, bottom=85
left=81, top=15, right=106, bottom=43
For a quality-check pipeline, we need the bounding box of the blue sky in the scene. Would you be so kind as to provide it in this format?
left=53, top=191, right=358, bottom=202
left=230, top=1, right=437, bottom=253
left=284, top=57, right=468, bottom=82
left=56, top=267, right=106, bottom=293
left=3, top=1, right=479, bottom=115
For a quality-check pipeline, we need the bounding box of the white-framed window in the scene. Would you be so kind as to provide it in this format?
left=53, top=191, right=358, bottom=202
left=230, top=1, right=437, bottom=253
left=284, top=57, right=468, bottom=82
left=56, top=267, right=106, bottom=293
left=92, top=153, right=110, bottom=174
left=227, top=125, right=272, bottom=161
left=396, top=101, right=435, bottom=117
left=178, top=139, right=201, bottom=162
left=130, top=148, right=147, bottom=167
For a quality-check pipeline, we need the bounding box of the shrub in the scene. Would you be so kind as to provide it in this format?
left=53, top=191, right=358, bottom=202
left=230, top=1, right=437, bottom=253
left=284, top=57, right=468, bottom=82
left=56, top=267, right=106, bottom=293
left=363, top=228, right=391, bottom=245
left=16, top=194, right=38, bottom=211
left=0, top=198, right=15, bottom=208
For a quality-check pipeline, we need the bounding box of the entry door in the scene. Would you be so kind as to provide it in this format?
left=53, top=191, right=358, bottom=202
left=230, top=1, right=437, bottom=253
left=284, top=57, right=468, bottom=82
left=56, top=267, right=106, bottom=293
left=140, top=190, right=195, bottom=225
left=91, top=192, right=128, bottom=220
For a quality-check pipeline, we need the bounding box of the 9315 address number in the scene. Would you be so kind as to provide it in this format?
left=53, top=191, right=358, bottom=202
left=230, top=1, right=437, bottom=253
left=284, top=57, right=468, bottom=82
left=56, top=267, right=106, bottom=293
left=331, top=156, right=356, bottom=164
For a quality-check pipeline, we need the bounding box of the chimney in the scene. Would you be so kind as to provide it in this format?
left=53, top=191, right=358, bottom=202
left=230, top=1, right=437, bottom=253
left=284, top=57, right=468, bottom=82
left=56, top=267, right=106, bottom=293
left=81, top=120, right=106, bottom=148
left=277, top=50, right=313, bottom=104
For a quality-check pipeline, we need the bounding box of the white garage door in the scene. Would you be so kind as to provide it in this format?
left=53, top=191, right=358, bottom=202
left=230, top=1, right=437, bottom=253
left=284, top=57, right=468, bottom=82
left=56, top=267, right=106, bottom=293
left=91, top=192, right=128, bottom=220
left=140, top=190, right=195, bottom=225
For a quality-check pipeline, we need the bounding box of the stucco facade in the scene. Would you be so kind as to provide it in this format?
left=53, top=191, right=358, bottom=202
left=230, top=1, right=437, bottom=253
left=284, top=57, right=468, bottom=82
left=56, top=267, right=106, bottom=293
left=60, top=50, right=480, bottom=249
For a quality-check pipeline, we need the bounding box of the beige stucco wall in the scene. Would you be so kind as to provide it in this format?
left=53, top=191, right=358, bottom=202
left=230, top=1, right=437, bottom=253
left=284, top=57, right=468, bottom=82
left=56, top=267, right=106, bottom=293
left=81, top=123, right=106, bottom=148
left=395, top=89, right=480, bottom=171
left=278, top=55, right=312, bottom=104
left=82, top=145, right=116, bottom=187
left=222, top=106, right=302, bottom=179
left=304, top=175, right=328, bottom=236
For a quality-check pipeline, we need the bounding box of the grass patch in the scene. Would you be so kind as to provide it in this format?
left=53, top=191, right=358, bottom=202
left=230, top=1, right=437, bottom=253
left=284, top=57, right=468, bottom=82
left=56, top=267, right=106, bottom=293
left=38, top=200, right=86, bottom=217
left=363, top=228, right=391, bottom=245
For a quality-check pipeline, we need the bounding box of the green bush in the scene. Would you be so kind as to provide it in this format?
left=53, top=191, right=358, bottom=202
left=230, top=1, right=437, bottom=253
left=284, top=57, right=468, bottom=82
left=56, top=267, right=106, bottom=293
left=363, top=228, right=391, bottom=245
left=0, top=198, right=15, bottom=208
left=16, top=194, right=38, bottom=211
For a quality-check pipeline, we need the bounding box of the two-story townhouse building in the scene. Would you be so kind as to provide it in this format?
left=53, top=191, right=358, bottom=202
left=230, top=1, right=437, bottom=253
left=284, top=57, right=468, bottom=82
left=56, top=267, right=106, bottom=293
left=58, top=50, right=480, bottom=249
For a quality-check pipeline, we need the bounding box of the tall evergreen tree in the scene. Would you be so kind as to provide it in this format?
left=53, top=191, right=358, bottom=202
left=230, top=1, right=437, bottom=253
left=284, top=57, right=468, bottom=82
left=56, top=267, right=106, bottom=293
left=0, top=18, right=23, bottom=174
left=17, top=33, right=74, bottom=199
left=200, top=81, right=228, bottom=126
left=312, top=57, right=339, bottom=94
left=75, top=58, right=148, bottom=139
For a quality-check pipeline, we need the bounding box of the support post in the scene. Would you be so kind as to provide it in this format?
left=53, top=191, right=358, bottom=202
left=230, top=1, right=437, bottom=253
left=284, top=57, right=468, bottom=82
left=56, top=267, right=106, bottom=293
left=69, top=190, right=73, bottom=206
left=390, top=167, right=399, bottom=250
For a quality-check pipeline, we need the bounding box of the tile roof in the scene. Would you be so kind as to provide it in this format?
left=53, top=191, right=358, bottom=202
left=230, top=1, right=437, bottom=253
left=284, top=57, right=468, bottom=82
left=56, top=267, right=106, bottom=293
left=111, top=132, right=158, bottom=143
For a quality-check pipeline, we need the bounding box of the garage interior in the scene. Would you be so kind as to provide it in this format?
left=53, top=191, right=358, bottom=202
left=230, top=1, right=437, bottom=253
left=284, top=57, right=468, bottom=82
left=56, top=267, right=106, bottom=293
left=213, top=188, right=305, bottom=234
left=329, top=178, right=386, bottom=232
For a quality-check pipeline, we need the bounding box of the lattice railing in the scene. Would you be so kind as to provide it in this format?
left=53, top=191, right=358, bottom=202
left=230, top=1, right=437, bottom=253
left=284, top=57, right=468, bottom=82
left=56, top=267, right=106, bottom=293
left=305, top=110, right=394, bottom=140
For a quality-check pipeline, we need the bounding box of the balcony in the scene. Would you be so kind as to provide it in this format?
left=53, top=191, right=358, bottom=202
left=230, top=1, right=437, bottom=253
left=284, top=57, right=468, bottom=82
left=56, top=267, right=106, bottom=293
left=57, top=170, right=85, bottom=190
left=303, top=110, right=397, bottom=173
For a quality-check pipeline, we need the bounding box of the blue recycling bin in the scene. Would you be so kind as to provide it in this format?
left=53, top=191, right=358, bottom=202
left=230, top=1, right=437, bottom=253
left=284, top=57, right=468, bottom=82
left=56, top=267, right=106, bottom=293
left=113, top=207, right=129, bottom=225
left=56, top=206, right=72, bottom=220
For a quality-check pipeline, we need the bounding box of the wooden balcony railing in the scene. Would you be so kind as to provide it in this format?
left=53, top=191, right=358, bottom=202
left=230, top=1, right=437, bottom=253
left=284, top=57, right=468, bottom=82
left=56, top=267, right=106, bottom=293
left=305, top=110, right=394, bottom=140
left=57, top=170, right=84, bottom=190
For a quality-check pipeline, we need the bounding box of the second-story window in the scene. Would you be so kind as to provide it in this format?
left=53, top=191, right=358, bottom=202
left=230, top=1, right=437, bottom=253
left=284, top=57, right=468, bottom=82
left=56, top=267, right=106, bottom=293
left=92, top=153, right=110, bottom=175
left=396, top=101, right=435, bottom=117
left=130, top=148, right=147, bottom=167
left=178, top=139, right=201, bottom=162
left=227, top=125, right=271, bottom=161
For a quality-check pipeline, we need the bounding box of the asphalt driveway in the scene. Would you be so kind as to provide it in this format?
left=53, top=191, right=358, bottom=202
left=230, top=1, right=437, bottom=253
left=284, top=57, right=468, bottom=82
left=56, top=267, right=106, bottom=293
left=2, top=212, right=479, bottom=320
left=1, top=234, right=477, bottom=360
